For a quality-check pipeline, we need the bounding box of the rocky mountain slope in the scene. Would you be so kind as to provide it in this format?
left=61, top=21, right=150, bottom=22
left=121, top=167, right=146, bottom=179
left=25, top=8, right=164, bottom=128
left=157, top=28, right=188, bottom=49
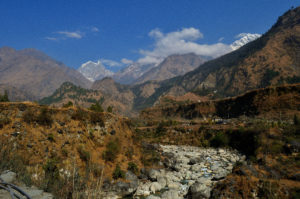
left=0, top=47, right=91, bottom=99
left=134, top=53, right=207, bottom=84
left=158, top=7, right=300, bottom=98
left=141, top=83, right=300, bottom=121
left=112, top=62, right=156, bottom=84
left=40, top=81, right=137, bottom=116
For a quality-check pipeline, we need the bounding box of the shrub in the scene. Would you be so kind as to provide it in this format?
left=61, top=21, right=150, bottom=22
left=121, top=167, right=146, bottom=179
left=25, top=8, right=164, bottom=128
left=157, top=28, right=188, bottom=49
left=210, top=132, right=229, bottom=147
left=261, top=69, right=279, bottom=87
left=0, top=116, right=11, bottom=129
left=90, top=163, right=103, bottom=177
left=61, top=148, right=68, bottom=157
left=228, top=129, right=259, bottom=157
left=128, top=162, right=139, bottom=175
left=155, top=122, right=166, bottom=137
left=267, top=141, right=284, bottom=154
left=125, top=147, right=134, bottom=159
left=90, top=112, right=105, bottom=126
left=47, top=133, right=55, bottom=142
left=22, top=109, right=36, bottom=124
left=36, top=107, right=53, bottom=126
left=102, top=139, right=120, bottom=162
left=88, top=130, right=95, bottom=140
left=112, top=164, right=125, bottom=179
left=294, top=114, right=300, bottom=126
left=257, top=180, right=281, bottom=198
left=62, top=101, right=73, bottom=108
left=0, top=90, right=9, bottom=102
left=77, top=146, right=91, bottom=162
left=107, top=106, right=113, bottom=113
left=43, top=158, right=60, bottom=192
left=141, top=144, right=160, bottom=166
left=89, top=102, right=103, bottom=112
left=71, top=107, right=89, bottom=121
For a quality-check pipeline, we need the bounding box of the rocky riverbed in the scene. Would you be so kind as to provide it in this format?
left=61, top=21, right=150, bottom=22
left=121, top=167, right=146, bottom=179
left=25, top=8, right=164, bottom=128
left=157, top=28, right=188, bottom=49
left=102, top=145, right=245, bottom=199
left=0, top=170, right=53, bottom=199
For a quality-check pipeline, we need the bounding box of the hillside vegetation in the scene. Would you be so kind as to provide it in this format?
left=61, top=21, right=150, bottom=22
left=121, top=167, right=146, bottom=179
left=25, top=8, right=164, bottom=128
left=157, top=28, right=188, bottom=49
left=141, top=83, right=300, bottom=121
left=0, top=102, right=142, bottom=198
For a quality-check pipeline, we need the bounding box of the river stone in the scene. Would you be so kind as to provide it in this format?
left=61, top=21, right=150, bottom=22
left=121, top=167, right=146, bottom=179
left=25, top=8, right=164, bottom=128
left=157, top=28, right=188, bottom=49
left=212, top=168, right=228, bottom=180
left=146, top=195, right=161, bottom=199
left=161, top=190, right=180, bottom=199
left=157, top=176, right=167, bottom=187
left=188, top=158, right=197, bottom=165
left=0, top=171, right=16, bottom=183
left=168, top=182, right=180, bottom=190
left=125, top=171, right=139, bottom=188
left=135, top=182, right=151, bottom=196
left=148, top=169, right=160, bottom=181
left=150, top=182, right=162, bottom=193
left=197, top=177, right=211, bottom=185
left=187, top=182, right=211, bottom=199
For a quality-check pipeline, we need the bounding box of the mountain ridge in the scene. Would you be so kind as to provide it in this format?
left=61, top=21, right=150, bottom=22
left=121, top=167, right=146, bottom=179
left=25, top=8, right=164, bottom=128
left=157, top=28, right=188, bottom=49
left=0, top=47, right=91, bottom=100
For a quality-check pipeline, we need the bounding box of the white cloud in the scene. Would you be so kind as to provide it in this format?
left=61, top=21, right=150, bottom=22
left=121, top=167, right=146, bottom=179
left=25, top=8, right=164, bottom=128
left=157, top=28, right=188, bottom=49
left=91, top=27, right=99, bottom=32
left=100, top=59, right=122, bottom=67
left=45, top=37, right=59, bottom=41
left=121, top=58, right=134, bottom=65
left=135, top=28, right=261, bottom=65
left=46, top=27, right=98, bottom=41
left=57, top=31, right=83, bottom=39
left=137, top=27, right=231, bottom=64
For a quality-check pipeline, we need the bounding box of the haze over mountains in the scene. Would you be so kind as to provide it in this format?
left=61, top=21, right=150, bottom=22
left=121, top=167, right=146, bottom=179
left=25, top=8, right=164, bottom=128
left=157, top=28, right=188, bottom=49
left=0, top=47, right=91, bottom=100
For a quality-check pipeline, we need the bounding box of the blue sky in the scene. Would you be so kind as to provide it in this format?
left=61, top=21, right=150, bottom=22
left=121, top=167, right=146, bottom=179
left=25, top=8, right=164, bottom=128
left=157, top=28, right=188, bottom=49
left=0, top=0, right=298, bottom=70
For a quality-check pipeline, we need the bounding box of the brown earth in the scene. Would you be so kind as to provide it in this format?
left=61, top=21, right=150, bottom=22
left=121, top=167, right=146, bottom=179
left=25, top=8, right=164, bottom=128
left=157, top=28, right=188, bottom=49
left=141, top=83, right=300, bottom=121
left=0, top=102, right=142, bottom=197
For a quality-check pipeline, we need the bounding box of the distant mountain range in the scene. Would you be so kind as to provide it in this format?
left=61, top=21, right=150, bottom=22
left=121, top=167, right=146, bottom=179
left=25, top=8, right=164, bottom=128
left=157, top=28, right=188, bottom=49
left=79, top=53, right=208, bottom=85
left=112, top=62, right=155, bottom=84
left=89, top=6, right=300, bottom=114
left=0, top=47, right=91, bottom=100
left=4, top=7, right=300, bottom=118
left=133, top=53, right=208, bottom=84
left=77, top=33, right=260, bottom=85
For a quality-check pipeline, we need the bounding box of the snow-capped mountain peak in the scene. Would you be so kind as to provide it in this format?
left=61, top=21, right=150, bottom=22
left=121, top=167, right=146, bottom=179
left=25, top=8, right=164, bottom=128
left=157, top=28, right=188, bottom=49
left=78, top=60, right=114, bottom=82
left=230, top=33, right=261, bottom=51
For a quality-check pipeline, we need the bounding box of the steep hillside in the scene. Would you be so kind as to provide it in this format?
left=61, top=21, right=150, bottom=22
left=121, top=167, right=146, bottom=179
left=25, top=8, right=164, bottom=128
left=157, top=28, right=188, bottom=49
left=0, top=47, right=91, bottom=99
left=0, top=84, right=36, bottom=101
left=134, top=53, right=207, bottom=84
left=133, top=7, right=300, bottom=108
left=174, top=7, right=300, bottom=94
left=40, top=81, right=137, bottom=116
left=112, top=62, right=155, bottom=84
left=91, top=78, right=137, bottom=115
left=141, top=83, right=300, bottom=120
left=40, top=82, right=104, bottom=106
left=0, top=102, right=142, bottom=198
